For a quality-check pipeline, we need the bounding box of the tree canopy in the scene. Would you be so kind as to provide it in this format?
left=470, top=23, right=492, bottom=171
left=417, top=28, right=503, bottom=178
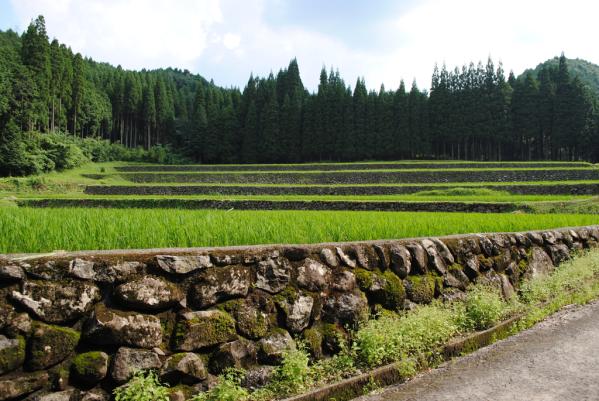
left=1, top=16, right=598, bottom=176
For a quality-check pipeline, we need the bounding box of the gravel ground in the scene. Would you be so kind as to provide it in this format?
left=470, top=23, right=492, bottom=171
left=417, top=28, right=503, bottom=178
left=355, top=300, right=599, bottom=401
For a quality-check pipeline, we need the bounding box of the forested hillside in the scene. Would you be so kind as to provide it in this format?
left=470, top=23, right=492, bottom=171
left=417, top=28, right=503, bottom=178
left=1, top=16, right=598, bottom=177
left=522, top=57, right=599, bottom=97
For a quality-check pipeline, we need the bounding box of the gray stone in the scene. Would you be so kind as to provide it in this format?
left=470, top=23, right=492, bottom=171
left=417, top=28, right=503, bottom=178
left=160, top=353, right=208, bottom=384
left=255, top=258, right=291, bottom=294
left=421, top=239, right=447, bottom=275
left=0, top=264, right=25, bottom=281
left=282, top=295, right=314, bottom=333
left=336, top=247, right=356, bottom=268
left=190, top=265, right=251, bottom=308
left=69, top=258, right=95, bottom=280
left=33, top=389, right=78, bottom=401
left=155, top=255, right=212, bottom=274
left=296, top=258, right=331, bottom=291
left=477, top=235, right=494, bottom=256
left=283, top=246, right=310, bottom=261
left=373, top=244, right=391, bottom=270
left=80, top=388, right=110, bottom=401
left=83, top=304, right=162, bottom=348
left=173, top=310, right=237, bottom=351
left=499, top=274, right=515, bottom=299
left=211, top=253, right=243, bottom=266
left=210, top=339, right=257, bottom=374
left=0, top=335, right=25, bottom=375
left=23, top=261, right=62, bottom=280
left=464, top=255, right=481, bottom=278
left=331, top=270, right=357, bottom=291
left=432, top=238, right=455, bottom=264
left=109, top=261, right=145, bottom=282
left=527, top=232, right=544, bottom=246
left=526, top=247, right=555, bottom=279
left=546, top=243, right=571, bottom=265
left=111, top=347, right=162, bottom=383
left=4, top=312, right=32, bottom=337
left=406, top=243, right=428, bottom=273
left=323, top=292, right=368, bottom=327
left=355, top=245, right=378, bottom=270
left=389, top=245, right=411, bottom=279
left=441, top=288, right=467, bottom=303
left=258, top=330, right=295, bottom=364
left=0, top=371, right=48, bottom=401
left=320, top=248, right=339, bottom=267
left=115, top=276, right=183, bottom=311
left=242, top=366, right=275, bottom=390
left=27, top=322, right=80, bottom=370
left=11, top=280, right=100, bottom=324
left=231, top=296, right=273, bottom=340
left=542, top=231, right=557, bottom=245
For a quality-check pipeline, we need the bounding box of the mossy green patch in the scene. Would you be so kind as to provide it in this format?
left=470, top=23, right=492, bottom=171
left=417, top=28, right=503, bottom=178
left=406, top=274, right=436, bottom=304
left=71, top=351, right=108, bottom=385
left=302, top=327, right=323, bottom=359
left=174, top=311, right=237, bottom=350
left=0, top=335, right=26, bottom=375
left=381, top=270, right=406, bottom=310
left=28, top=322, right=80, bottom=370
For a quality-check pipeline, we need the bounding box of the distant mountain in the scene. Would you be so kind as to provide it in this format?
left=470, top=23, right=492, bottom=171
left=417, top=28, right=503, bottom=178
left=520, top=57, right=599, bottom=97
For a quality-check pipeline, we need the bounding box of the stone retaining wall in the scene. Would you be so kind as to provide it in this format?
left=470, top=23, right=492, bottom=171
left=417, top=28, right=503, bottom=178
left=1, top=226, right=598, bottom=400
left=18, top=199, right=527, bottom=213
left=121, top=169, right=599, bottom=184
left=114, top=162, right=591, bottom=172
left=84, top=183, right=599, bottom=196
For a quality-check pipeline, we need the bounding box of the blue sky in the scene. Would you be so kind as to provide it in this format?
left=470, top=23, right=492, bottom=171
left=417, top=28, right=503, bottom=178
left=1, top=0, right=598, bottom=91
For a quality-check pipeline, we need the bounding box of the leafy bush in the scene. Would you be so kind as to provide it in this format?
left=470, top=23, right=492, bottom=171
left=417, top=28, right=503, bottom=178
left=462, top=285, right=506, bottom=330
left=113, top=370, right=169, bottom=401
left=355, top=303, right=460, bottom=367
left=190, top=369, right=249, bottom=401
left=0, top=129, right=189, bottom=177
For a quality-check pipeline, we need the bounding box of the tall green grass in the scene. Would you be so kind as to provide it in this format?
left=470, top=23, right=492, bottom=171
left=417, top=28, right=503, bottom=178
left=1, top=208, right=597, bottom=253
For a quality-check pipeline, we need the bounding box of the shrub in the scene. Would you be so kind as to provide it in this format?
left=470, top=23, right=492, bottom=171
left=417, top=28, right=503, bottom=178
left=355, top=303, right=460, bottom=367
left=113, top=370, right=169, bottom=401
left=190, top=369, right=249, bottom=401
left=462, top=285, right=506, bottom=330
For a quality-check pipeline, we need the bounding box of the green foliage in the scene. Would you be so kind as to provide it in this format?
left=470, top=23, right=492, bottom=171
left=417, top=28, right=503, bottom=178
left=190, top=369, right=248, bottom=401
left=355, top=303, right=460, bottom=368
left=113, top=370, right=169, bottom=401
left=462, top=285, right=508, bottom=330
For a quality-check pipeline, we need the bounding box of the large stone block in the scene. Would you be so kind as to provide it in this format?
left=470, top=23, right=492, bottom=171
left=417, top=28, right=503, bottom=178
left=11, top=280, right=100, bottom=324
left=83, top=304, right=162, bottom=348
left=27, top=322, right=80, bottom=370
left=173, top=310, right=237, bottom=351
left=115, top=276, right=183, bottom=311
left=190, top=265, right=251, bottom=309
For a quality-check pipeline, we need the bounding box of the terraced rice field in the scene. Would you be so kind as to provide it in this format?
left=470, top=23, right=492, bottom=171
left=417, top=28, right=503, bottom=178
left=1, top=160, right=598, bottom=253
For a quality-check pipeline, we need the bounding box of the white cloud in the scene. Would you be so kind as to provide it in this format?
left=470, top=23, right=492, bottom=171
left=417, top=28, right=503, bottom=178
left=11, top=0, right=223, bottom=71
left=222, top=33, right=240, bottom=50
left=9, top=0, right=599, bottom=91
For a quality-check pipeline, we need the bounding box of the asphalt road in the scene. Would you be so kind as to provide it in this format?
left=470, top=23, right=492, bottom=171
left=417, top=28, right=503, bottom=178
left=355, top=300, right=599, bottom=401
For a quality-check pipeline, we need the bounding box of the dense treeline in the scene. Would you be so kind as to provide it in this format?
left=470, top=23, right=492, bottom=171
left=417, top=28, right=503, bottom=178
left=1, top=16, right=598, bottom=176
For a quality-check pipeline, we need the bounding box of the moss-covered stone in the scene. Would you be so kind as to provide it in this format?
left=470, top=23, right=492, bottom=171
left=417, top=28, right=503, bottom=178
left=173, top=310, right=237, bottom=351
left=0, top=335, right=25, bottom=375
left=71, top=351, right=109, bottom=386
left=302, top=327, right=323, bottom=359
left=381, top=270, right=405, bottom=310
left=354, top=268, right=375, bottom=292
left=405, top=275, right=436, bottom=304
left=27, top=322, right=80, bottom=371
left=321, top=323, right=348, bottom=355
